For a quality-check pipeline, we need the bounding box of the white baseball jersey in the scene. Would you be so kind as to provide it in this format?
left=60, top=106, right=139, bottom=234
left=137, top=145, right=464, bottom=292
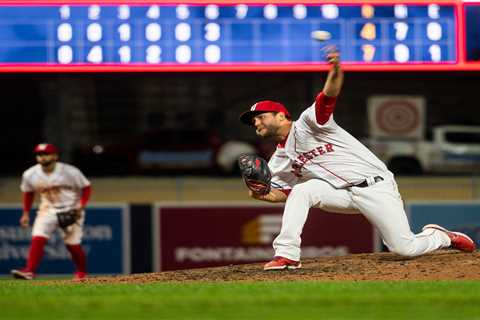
left=21, top=162, right=90, bottom=213
left=267, top=99, right=450, bottom=262
left=269, top=102, right=392, bottom=189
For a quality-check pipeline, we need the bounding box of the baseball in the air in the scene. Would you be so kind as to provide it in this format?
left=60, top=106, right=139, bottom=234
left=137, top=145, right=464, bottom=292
left=311, top=30, right=331, bottom=42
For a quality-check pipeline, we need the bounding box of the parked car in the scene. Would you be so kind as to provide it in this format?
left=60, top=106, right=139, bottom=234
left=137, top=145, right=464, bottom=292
left=365, top=125, right=480, bottom=175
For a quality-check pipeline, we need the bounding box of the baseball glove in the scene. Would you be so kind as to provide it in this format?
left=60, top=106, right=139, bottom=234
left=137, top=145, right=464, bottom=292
left=56, top=209, right=79, bottom=229
left=238, top=154, right=272, bottom=195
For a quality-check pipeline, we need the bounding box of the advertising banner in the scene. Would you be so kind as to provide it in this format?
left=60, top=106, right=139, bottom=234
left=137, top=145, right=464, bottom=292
left=0, top=204, right=130, bottom=275
left=154, top=204, right=378, bottom=271
left=407, top=202, right=480, bottom=246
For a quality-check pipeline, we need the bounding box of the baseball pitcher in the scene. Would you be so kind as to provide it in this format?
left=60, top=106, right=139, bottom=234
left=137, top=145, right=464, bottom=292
left=239, top=49, right=476, bottom=270
left=11, top=143, right=92, bottom=280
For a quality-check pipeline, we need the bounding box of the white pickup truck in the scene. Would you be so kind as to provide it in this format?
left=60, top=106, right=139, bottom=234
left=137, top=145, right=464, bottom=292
left=365, top=125, right=480, bottom=175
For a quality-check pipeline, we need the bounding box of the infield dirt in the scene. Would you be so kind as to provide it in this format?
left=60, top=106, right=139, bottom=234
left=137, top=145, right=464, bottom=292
left=46, top=250, right=480, bottom=285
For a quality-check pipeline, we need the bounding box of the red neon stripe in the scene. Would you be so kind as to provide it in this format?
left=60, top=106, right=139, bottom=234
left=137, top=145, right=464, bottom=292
left=0, top=1, right=468, bottom=71
left=458, top=1, right=467, bottom=64
left=0, top=0, right=463, bottom=5
left=1, top=62, right=480, bottom=73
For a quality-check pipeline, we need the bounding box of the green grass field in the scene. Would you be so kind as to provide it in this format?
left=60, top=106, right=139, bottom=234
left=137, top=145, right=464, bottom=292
left=1, top=280, right=479, bottom=319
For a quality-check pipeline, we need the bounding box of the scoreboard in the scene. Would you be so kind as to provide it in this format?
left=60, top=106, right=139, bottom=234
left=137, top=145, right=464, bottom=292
left=0, top=0, right=478, bottom=72
left=466, top=2, right=480, bottom=62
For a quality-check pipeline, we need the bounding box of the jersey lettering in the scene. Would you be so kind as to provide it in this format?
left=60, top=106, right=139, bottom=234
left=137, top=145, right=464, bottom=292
left=21, top=162, right=90, bottom=211
left=38, top=185, right=74, bottom=194
left=38, top=185, right=75, bottom=204
left=291, top=143, right=334, bottom=176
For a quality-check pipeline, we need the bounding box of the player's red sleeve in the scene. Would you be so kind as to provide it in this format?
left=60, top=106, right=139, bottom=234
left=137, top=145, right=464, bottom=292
left=315, top=92, right=338, bottom=125
left=79, top=185, right=92, bottom=207
left=22, top=192, right=34, bottom=212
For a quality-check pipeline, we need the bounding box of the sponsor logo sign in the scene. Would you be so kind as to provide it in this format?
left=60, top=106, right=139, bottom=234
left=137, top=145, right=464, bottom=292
left=0, top=205, right=130, bottom=275
left=154, top=204, right=377, bottom=271
left=407, top=202, right=480, bottom=246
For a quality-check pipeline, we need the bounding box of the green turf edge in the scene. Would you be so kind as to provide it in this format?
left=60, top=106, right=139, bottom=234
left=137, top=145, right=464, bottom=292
left=1, top=280, right=479, bottom=320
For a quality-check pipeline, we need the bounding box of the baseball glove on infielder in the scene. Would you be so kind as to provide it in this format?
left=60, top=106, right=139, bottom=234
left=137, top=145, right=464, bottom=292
left=238, top=154, right=272, bottom=195
left=56, top=209, right=79, bottom=229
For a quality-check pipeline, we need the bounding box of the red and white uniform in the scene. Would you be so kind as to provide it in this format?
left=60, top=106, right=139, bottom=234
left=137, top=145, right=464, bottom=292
left=269, top=93, right=449, bottom=261
left=21, top=162, right=91, bottom=244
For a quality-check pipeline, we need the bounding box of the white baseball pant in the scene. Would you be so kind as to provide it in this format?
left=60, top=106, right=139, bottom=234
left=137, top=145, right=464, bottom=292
left=32, top=209, right=85, bottom=245
left=273, top=177, right=450, bottom=261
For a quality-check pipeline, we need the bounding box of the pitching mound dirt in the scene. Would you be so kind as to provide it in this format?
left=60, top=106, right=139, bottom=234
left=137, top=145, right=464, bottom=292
left=39, top=250, right=479, bottom=285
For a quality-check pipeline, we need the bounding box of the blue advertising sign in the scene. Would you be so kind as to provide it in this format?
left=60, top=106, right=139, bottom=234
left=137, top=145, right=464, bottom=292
left=407, top=202, right=480, bottom=246
left=0, top=204, right=130, bottom=275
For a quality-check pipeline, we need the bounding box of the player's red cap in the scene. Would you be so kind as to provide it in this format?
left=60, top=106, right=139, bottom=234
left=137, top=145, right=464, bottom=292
left=239, top=100, right=291, bottom=125
left=33, top=143, right=58, bottom=154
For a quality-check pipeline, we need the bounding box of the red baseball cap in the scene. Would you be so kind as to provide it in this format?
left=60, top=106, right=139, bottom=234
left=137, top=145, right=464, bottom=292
left=33, top=143, right=58, bottom=154
left=239, top=100, right=291, bottom=125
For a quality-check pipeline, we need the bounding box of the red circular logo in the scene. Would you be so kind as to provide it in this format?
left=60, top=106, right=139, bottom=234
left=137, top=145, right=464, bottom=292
left=376, top=100, right=420, bottom=135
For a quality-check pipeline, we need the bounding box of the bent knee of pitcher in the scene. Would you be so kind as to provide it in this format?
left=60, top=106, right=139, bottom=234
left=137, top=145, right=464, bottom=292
left=385, top=240, right=419, bottom=258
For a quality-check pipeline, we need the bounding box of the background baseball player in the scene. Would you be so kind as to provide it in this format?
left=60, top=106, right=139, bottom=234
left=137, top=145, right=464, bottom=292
left=11, top=143, right=92, bottom=280
left=239, top=49, right=476, bottom=270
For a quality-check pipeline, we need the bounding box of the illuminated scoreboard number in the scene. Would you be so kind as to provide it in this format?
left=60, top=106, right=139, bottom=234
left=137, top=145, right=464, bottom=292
left=226, top=7, right=341, bottom=63
left=55, top=4, right=227, bottom=64
left=350, top=4, right=455, bottom=63
left=0, top=3, right=457, bottom=66
left=56, top=5, right=229, bottom=64
left=57, top=5, right=134, bottom=63
left=53, top=3, right=455, bottom=65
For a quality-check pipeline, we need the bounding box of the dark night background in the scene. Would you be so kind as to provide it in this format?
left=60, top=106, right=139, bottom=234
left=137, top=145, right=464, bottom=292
left=2, top=71, right=479, bottom=176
